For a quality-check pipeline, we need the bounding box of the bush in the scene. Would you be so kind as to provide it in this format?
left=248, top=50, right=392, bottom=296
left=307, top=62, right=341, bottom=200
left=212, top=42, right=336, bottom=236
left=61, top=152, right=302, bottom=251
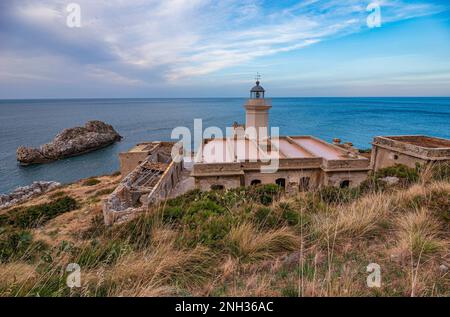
left=254, top=207, right=279, bottom=228
left=0, top=230, right=48, bottom=263
left=318, top=186, right=361, bottom=204
left=2, top=196, right=78, bottom=229
left=375, top=164, right=419, bottom=185
left=278, top=202, right=300, bottom=226
left=359, top=175, right=387, bottom=194
left=83, top=178, right=101, bottom=186
left=253, top=184, right=281, bottom=206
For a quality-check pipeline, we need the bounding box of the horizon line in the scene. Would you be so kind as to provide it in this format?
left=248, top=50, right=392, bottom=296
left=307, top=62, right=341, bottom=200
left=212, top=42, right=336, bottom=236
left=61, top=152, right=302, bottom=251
left=1, top=96, right=450, bottom=101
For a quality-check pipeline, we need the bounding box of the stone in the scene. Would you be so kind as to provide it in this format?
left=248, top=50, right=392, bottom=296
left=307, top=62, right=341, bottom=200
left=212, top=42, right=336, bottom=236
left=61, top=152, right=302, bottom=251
left=380, top=176, right=400, bottom=186
left=0, top=181, right=61, bottom=209
left=17, top=120, right=122, bottom=165
left=440, top=264, right=448, bottom=273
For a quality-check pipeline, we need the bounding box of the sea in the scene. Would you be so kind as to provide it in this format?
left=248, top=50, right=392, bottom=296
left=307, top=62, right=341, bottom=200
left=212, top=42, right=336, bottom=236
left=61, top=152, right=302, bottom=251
left=1, top=97, right=449, bottom=194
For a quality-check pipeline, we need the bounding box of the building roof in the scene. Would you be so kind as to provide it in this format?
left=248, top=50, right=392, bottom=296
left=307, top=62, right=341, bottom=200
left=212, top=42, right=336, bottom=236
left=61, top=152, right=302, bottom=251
left=197, top=136, right=365, bottom=164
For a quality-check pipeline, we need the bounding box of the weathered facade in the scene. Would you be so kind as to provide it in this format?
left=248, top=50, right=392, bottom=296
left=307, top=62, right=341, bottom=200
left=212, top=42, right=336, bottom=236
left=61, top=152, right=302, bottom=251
left=371, top=136, right=450, bottom=170
left=191, top=81, right=371, bottom=191
left=103, top=80, right=450, bottom=225
left=103, top=142, right=183, bottom=225
left=192, top=136, right=370, bottom=192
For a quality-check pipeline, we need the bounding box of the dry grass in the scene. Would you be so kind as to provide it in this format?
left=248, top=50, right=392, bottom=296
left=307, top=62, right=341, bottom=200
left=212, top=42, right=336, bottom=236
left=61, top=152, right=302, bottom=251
left=395, top=208, right=447, bottom=258
left=108, top=244, right=214, bottom=296
left=227, top=223, right=300, bottom=262
left=1, top=171, right=449, bottom=297
left=312, top=193, right=392, bottom=245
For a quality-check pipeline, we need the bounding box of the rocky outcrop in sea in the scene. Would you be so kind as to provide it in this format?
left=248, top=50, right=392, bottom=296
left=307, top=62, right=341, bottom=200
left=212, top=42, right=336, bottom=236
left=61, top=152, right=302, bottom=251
left=17, top=121, right=122, bottom=165
left=0, top=181, right=61, bottom=209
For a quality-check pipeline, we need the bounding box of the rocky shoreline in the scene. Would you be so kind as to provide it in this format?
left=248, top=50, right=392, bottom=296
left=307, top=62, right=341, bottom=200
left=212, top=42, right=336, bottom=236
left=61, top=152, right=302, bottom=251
left=0, top=181, right=61, bottom=209
left=17, top=120, right=122, bottom=165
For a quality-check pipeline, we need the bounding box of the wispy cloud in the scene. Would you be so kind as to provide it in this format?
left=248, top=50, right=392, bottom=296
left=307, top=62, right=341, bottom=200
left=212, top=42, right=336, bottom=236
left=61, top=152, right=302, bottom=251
left=0, top=0, right=448, bottom=96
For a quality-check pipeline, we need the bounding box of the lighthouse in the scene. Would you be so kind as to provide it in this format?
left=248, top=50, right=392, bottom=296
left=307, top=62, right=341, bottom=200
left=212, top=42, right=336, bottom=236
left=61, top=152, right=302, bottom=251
left=244, top=75, right=272, bottom=141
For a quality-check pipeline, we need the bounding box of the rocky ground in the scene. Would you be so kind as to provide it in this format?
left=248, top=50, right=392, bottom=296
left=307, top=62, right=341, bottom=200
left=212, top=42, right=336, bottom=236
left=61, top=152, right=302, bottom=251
left=16, top=121, right=122, bottom=165
left=0, top=181, right=61, bottom=210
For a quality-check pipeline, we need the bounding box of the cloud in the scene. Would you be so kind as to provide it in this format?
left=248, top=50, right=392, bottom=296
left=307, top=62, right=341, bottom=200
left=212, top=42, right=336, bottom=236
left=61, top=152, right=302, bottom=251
left=0, top=0, right=447, bottom=92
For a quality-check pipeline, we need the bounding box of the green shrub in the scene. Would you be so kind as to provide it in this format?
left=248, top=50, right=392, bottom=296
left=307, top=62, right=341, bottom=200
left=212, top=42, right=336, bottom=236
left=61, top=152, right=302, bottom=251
left=375, top=164, right=419, bottom=184
left=163, top=206, right=184, bottom=223
left=83, top=178, right=101, bottom=186
left=0, top=230, right=48, bottom=263
left=318, top=186, right=361, bottom=204
left=359, top=174, right=387, bottom=193
left=254, top=206, right=279, bottom=228
left=253, top=184, right=281, bottom=206
left=278, top=202, right=300, bottom=226
left=163, top=196, right=235, bottom=247
left=3, top=196, right=78, bottom=229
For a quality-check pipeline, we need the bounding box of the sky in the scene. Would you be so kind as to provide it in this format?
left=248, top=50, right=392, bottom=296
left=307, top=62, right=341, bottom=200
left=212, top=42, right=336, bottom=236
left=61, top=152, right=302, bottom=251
left=0, top=0, right=449, bottom=98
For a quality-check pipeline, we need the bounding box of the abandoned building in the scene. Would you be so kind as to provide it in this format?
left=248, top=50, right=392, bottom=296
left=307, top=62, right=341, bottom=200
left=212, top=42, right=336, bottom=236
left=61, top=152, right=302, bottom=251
left=371, top=135, right=450, bottom=170
left=102, top=80, right=450, bottom=225
left=191, top=80, right=371, bottom=192
left=103, top=142, right=183, bottom=225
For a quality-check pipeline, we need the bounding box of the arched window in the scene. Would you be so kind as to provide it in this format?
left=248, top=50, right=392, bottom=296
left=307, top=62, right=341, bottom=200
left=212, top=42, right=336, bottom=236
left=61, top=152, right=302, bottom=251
left=299, top=177, right=310, bottom=191
left=340, top=180, right=350, bottom=189
left=275, top=178, right=286, bottom=189
left=250, top=179, right=262, bottom=186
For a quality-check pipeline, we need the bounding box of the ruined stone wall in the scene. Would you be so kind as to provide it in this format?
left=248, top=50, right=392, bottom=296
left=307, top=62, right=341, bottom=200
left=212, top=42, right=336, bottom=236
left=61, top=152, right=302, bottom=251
left=243, top=169, right=322, bottom=193
left=146, top=160, right=183, bottom=205
left=103, top=164, right=147, bottom=225
left=323, top=158, right=370, bottom=170
left=373, top=137, right=450, bottom=160
left=195, top=175, right=242, bottom=191
left=372, top=146, right=428, bottom=170
left=119, top=152, right=149, bottom=177
left=324, top=170, right=369, bottom=188
left=104, top=141, right=183, bottom=225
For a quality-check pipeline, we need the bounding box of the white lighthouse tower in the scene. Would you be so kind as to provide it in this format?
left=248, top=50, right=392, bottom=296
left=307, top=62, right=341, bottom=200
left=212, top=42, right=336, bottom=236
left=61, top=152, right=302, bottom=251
left=244, top=75, right=271, bottom=141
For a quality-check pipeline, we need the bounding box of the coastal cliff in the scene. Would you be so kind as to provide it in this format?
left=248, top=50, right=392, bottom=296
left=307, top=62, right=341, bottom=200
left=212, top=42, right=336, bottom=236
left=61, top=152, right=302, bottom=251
left=17, top=121, right=122, bottom=165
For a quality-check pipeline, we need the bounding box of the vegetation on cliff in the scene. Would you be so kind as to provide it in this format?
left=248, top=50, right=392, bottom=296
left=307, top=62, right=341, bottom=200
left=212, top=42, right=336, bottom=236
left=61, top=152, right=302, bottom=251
left=0, top=165, right=448, bottom=297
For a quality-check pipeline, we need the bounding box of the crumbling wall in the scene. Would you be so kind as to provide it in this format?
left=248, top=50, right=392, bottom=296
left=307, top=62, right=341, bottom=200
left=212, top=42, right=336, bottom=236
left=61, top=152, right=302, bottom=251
left=103, top=145, right=183, bottom=225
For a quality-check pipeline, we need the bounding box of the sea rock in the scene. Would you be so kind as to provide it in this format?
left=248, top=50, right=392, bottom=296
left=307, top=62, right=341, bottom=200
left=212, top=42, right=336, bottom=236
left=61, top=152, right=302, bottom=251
left=0, top=181, right=61, bottom=209
left=17, top=120, right=122, bottom=165
left=380, top=176, right=400, bottom=186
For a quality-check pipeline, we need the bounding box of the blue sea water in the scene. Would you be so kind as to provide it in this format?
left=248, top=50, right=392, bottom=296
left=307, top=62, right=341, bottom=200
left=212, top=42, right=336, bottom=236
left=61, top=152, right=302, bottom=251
left=0, top=97, right=449, bottom=194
